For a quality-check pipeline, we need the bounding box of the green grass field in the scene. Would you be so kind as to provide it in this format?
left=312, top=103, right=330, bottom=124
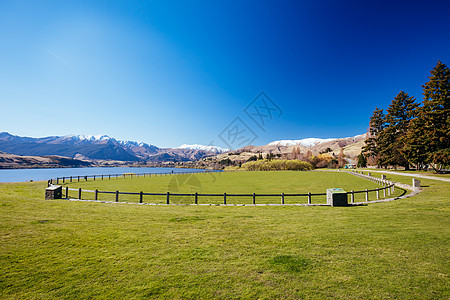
left=1, top=171, right=449, bottom=299
left=59, top=171, right=404, bottom=204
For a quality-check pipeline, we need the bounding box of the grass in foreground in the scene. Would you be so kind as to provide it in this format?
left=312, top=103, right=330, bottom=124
left=0, top=172, right=449, bottom=299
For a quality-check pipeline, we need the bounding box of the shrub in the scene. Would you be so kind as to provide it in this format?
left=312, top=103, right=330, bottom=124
left=316, top=160, right=328, bottom=168
left=247, top=155, right=258, bottom=162
left=240, top=159, right=313, bottom=171
left=224, top=166, right=239, bottom=171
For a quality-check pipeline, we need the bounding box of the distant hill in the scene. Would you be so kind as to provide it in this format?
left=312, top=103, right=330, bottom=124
left=0, top=151, right=92, bottom=169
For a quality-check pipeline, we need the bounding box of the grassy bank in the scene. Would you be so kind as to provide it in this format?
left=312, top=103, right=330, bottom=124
left=0, top=172, right=449, bottom=299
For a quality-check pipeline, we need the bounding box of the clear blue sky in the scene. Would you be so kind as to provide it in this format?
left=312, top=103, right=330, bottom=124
left=1, top=0, right=449, bottom=148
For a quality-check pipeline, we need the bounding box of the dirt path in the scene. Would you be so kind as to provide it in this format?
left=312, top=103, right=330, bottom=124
left=366, top=170, right=450, bottom=182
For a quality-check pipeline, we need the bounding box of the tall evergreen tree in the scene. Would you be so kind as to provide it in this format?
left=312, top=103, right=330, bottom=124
left=362, top=107, right=385, bottom=167
left=357, top=153, right=367, bottom=168
left=404, top=111, right=428, bottom=169
left=380, top=91, right=418, bottom=169
left=405, top=61, right=450, bottom=171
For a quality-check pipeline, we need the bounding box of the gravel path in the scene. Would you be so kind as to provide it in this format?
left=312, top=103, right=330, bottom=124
left=366, top=170, right=450, bottom=182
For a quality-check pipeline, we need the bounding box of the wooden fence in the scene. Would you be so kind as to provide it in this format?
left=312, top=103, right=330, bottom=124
left=48, top=170, right=398, bottom=205
left=63, top=187, right=327, bottom=205
left=50, top=170, right=217, bottom=185
left=346, top=170, right=397, bottom=202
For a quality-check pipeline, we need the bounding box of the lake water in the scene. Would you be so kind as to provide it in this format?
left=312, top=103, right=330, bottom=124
left=0, top=167, right=210, bottom=183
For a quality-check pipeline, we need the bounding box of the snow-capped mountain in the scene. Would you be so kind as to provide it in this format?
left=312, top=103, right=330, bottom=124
left=66, top=134, right=112, bottom=142
left=65, top=134, right=155, bottom=150
left=268, top=138, right=337, bottom=147
left=0, top=132, right=224, bottom=162
left=0, top=132, right=157, bottom=161
left=119, top=140, right=146, bottom=147
left=176, top=144, right=230, bottom=153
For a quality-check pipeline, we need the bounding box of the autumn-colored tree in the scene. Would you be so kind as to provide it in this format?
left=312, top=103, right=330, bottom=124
left=338, top=146, right=345, bottom=168
left=290, top=148, right=296, bottom=159
left=291, top=147, right=302, bottom=160
left=305, top=150, right=312, bottom=162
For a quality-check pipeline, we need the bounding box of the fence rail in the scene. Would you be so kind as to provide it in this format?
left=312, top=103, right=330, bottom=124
left=63, top=187, right=328, bottom=205
left=49, top=170, right=218, bottom=185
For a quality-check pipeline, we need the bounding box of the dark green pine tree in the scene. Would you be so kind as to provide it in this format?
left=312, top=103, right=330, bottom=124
left=357, top=153, right=367, bottom=168
left=404, top=114, right=428, bottom=169
left=362, top=107, right=385, bottom=167
left=380, top=91, right=418, bottom=169
left=405, top=61, right=450, bottom=171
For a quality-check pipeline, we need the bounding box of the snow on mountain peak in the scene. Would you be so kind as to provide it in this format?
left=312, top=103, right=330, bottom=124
left=268, top=138, right=336, bottom=147
left=67, top=134, right=112, bottom=141
left=63, top=134, right=156, bottom=149
left=176, top=144, right=230, bottom=153
left=119, top=140, right=147, bottom=147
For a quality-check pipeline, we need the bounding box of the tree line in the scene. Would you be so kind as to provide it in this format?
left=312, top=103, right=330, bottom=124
left=362, top=61, right=449, bottom=172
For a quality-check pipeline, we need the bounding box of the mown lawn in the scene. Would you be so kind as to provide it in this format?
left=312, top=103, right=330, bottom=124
left=59, top=171, right=404, bottom=204
left=0, top=171, right=449, bottom=299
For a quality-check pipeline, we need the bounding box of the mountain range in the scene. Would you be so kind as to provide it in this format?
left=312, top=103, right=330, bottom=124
left=0, top=132, right=228, bottom=164
left=0, top=132, right=366, bottom=167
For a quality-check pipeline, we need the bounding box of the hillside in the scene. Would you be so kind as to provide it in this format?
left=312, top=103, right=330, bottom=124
left=199, top=134, right=366, bottom=167
left=248, top=134, right=366, bottom=157
left=0, top=152, right=92, bottom=169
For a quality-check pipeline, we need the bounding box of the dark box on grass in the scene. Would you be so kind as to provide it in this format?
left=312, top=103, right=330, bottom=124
left=326, top=188, right=348, bottom=206
left=45, top=185, right=62, bottom=200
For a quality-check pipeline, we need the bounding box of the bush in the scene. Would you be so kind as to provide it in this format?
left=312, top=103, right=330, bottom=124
left=240, top=159, right=313, bottom=171
left=328, top=159, right=339, bottom=169
left=224, top=166, right=239, bottom=171
left=309, top=153, right=332, bottom=169
left=247, top=155, right=258, bottom=162
left=316, top=160, right=328, bottom=168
